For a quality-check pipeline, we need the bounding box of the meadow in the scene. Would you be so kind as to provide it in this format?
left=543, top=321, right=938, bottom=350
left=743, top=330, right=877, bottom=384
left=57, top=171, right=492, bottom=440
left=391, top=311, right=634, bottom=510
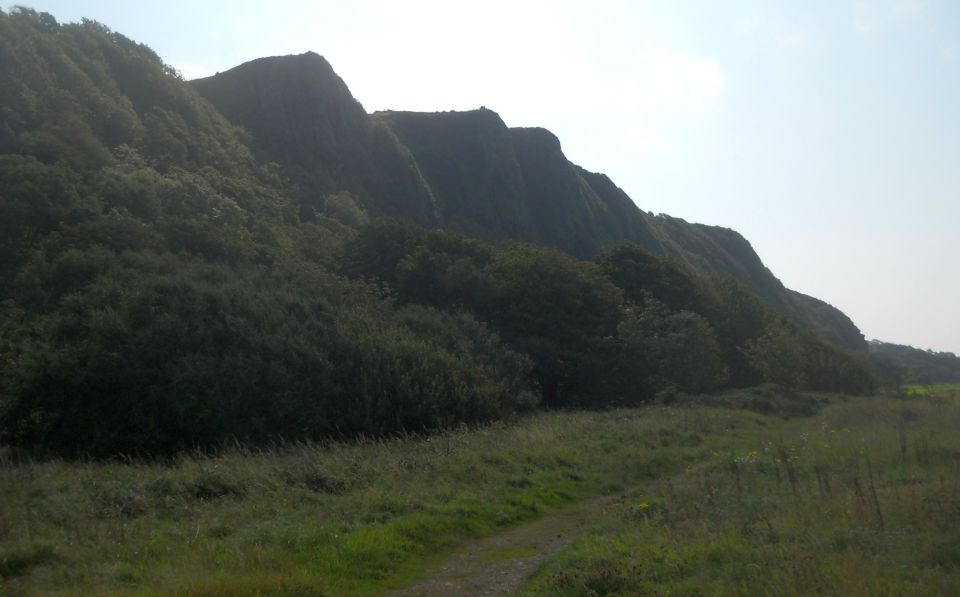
left=1, top=386, right=958, bottom=595
left=904, top=383, right=960, bottom=396
left=521, top=386, right=960, bottom=595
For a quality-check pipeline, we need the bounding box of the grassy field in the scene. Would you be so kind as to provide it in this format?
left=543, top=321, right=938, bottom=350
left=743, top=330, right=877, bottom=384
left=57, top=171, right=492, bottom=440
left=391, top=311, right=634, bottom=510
left=521, top=386, right=960, bottom=596
left=903, top=383, right=960, bottom=396
left=1, top=386, right=958, bottom=595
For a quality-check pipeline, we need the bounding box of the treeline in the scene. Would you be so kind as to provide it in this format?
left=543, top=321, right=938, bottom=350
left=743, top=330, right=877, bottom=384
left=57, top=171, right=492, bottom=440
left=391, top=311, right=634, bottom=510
left=0, top=8, right=875, bottom=458
left=0, top=156, right=536, bottom=457
left=868, top=341, right=960, bottom=386
left=342, top=221, right=876, bottom=406
left=0, top=158, right=876, bottom=457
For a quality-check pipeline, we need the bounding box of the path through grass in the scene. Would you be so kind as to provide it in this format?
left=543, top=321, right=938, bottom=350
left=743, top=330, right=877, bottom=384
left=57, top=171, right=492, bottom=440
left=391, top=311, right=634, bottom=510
left=2, top=387, right=958, bottom=595
left=1, top=393, right=767, bottom=595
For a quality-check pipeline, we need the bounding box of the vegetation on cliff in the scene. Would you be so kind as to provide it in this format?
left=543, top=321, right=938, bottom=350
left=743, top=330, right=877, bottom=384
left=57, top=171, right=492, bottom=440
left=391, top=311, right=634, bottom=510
left=0, top=8, right=876, bottom=458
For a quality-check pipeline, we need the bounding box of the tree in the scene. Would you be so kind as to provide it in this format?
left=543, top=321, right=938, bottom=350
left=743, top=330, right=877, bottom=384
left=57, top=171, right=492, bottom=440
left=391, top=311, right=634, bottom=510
left=480, top=244, right=623, bottom=406
left=610, top=298, right=728, bottom=402
left=742, top=317, right=808, bottom=390
left=596, top=243, right=701, bottom=312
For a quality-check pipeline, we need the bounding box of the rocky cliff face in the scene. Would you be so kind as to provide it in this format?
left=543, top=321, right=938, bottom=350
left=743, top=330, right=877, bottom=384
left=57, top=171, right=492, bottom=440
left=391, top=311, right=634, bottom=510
left=192, top=54, right=865, bottom=351
left=192, top=53, right=437, bottom=223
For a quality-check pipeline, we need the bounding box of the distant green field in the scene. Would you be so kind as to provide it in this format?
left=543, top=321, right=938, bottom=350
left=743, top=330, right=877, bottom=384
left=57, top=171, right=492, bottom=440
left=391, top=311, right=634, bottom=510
left=903, top=383, right=960, bottom=396
left=2, top=388, right=959, bottom=595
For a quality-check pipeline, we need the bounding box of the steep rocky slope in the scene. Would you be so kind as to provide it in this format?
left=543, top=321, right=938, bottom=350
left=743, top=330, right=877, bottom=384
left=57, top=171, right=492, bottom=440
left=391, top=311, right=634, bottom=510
left=192, top=53, right=437, bottom=223
left=192, top=53, right=865, bottom=351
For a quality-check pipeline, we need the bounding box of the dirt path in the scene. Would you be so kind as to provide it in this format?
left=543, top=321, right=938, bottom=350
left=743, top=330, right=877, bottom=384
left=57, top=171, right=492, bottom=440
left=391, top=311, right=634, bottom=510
left=385, top=495, right=615, bottom=596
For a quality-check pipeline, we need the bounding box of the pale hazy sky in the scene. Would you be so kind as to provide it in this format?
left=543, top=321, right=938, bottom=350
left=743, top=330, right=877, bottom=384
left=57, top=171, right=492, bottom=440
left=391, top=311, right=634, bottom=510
left=18, top=1, right=960, bottom=354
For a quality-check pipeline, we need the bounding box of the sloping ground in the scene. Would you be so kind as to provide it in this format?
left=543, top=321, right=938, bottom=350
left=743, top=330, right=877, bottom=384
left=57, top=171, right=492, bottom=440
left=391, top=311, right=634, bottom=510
left=191, top=53, right=438, bottom=223
left=192, top=55, right=865, bottom=352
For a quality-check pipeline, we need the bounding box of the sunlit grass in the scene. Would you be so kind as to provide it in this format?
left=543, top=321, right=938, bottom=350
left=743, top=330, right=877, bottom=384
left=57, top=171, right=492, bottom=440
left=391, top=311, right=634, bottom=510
left=903, top=383, right=960, bottom=397
left=0, top=404, right=741, bottom=595
left=3, top=389, right=957, bottom=595
left=521, top=389, right=960, bottom=596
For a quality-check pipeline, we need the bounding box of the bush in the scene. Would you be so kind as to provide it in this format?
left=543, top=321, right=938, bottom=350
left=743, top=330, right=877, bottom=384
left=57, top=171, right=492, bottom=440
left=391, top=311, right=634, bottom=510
left=0, top=252, right=536, bottom=457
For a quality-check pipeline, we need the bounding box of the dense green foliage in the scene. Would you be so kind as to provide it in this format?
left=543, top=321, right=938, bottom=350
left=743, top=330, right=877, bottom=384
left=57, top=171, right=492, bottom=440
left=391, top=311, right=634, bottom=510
left=0, top=8, right=876, bottom=458
left=0, top=9, right=532, bottom=456
left=192, top=49, right=868, bottom=353
left=341, top=224, right=876, bottom=408
left=3, top=250, right=531, bottom=456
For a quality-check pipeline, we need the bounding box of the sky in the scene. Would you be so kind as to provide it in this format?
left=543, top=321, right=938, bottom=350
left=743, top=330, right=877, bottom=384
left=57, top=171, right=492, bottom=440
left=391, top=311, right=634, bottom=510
left=17, top=0, right=960, bottom=354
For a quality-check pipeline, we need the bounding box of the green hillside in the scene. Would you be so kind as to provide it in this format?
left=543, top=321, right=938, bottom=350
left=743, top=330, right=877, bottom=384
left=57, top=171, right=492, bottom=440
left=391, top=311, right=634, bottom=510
left=192, top=56, right=865, bottom=352
left=868, top=340, right=960, bottom=385
left=0, top=8, right=877, bottom=458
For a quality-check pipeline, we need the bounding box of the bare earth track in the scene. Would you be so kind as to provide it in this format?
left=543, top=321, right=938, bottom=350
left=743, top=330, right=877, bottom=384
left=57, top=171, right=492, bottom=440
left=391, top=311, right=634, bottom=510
left=386, top=495, right=615, bottom=596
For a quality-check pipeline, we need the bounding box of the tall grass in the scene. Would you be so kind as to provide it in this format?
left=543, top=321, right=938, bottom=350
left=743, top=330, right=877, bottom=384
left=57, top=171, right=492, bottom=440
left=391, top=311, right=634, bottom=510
left=4, top=389, right=956, bottom=595
left=521, top=389, right=960, bottom=596
left=0, top=404, right=746, bottom=596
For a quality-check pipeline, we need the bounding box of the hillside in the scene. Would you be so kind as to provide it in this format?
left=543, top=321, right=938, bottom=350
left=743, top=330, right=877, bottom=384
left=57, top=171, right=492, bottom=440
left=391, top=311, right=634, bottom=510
left=0, top=9, right=952, bottom=597
left=868, top=341, right=960, bottom=384
left=0, top=8, right=877, bottom=458
left=192, top=54, right=865, bottom=351
left=190, top=53, right=437, bottom=224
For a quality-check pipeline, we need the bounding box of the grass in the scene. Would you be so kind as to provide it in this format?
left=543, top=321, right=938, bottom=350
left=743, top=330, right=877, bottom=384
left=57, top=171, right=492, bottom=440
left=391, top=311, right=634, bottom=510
left=903, top=383, right=960, bottom=397
left=0, top=400, right=754, bottom=596
left=1, top=387, right=958, bottom=595
left=519, top=386, right=960, bottom=596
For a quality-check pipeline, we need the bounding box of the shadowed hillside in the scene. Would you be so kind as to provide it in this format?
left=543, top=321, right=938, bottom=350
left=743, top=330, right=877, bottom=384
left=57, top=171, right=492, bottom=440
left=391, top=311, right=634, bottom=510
left=192, top=54, right=865, bottom=351
left=869, top=340, right=960, bottom=385
left=191, top=53, right=438, bottom=224
left=0, top=9, right=877, bottom=458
